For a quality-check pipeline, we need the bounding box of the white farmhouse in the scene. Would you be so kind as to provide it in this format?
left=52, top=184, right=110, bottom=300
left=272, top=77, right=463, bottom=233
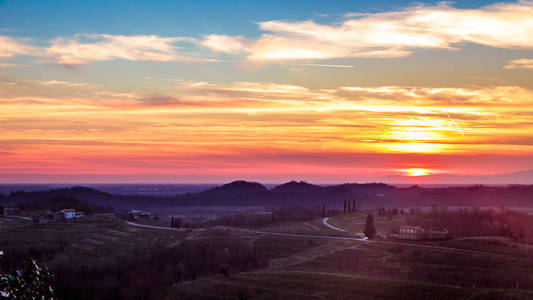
left=61, top=208, right=77, bottom=219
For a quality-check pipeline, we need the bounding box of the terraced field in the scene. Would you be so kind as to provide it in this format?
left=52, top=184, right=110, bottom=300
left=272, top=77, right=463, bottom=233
left=3, top=215, right=532, bottom=298
left=259, top=218, right=342, bottom=236
left=172, top=271, right=533, bottom=299
left=0, top=216, right=31, bottom=230
left=327, top=213, right=407, bottom=237
left=63, top=224, right=192, bottom=267
left=0, top=218, right=191, bottom=268
left=171, top=218, right=533, bottom=298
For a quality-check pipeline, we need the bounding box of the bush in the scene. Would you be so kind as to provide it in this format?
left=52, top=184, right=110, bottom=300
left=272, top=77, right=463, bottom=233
left=0, top=254, right=55, bottom=299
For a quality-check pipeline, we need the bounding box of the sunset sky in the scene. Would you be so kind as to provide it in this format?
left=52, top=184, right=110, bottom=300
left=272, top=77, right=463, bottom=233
left=1, top=0, right=532, bottom=183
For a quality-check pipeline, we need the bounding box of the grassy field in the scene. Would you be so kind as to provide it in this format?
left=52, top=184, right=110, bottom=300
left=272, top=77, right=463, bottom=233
left=169, top=215, right=533, bottom=298
left=253, top=235, right=328, bottom=261
left=258, top=218, right=342, bottom=236
left=0, top=216, right=32, bottom=230
left=327, top=213, right=407, bottom=237
left=172, top=271, right=532, bottom=299
left=287, top=240, right=533, bottom=289
left=0, top=217, right=190, bottom=268
left=3, top=214, right=532, bottom=299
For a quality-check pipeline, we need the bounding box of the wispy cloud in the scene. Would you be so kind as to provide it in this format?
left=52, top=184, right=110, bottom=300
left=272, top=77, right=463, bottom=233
left=200, top=34, right=249, bottom=54
left=2, top=81, right=533, bottom=179
left=0, top=62, right=18, bottom=67
left=1, top=1, right=530, bottom=66
left=247, top=1, right=533, bottom=60
left=504, top=58, right=533, bottom=70
left=283, top=63, right=355, bottom=68
left=339, top=86, right=533, bottom=105
left=45, top=34, right=204, bottom=65
left=0, top=36, right=36, bottom=58
left=39, top=80, right=90, bottom=87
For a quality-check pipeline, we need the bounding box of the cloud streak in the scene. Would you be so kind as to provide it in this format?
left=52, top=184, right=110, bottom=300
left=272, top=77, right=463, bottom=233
left=0, top=36, right=35, bottom=58
left=46, top=34, right=204, bottom=65
left=0, top=1, right=532, bottom=66
left=246, top=1, right=533, bottom=60
left=2, top=80, right=533, bottom=180
left=200, top=34, right=249, bottom=54
left=504, top=58, right=533, bottom=69
left=39, top=80, right=90, bottom=87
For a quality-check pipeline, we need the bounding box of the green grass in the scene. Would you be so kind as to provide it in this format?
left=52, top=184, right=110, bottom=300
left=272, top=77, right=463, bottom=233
left=1, top=220, right=190, bottom=268
left=259, top=218, right=339, bottom=235
left=327, top=213, right=407, bottom=237
left=0, top=216, right=32, bottom=230
left=171, top=271, right=533, bottom=299
left=254, top=235, right=328, bottom=260
left=283, top=241, right=533, bottom=291
left=429, top=237, right=529, bottom=255
left=3, top=215, right=533, bottom=298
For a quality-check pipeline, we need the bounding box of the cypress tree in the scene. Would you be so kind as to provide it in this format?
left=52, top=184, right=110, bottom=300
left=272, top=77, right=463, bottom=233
left=343, top=199, right=346, bottom=213
left=364, top=214, right=376, bottom=239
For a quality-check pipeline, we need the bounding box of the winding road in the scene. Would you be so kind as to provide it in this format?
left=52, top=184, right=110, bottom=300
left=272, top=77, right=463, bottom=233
left=322, top=217, right=347, bottom=232
left=6, top=214, right=489, bottom=256
left=1, top=215, right=33, bottom=221
left=255, top=227, right=485, bottom=255
left=126, top=218, right=486, bottom=255
left=125, top=221, right=200, bottom=231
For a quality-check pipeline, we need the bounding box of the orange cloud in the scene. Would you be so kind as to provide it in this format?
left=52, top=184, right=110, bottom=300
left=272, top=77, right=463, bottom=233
left=504, top=58, right=533, bottom=70
left=39, top=80, right=90, bottom=87
left=1, top=81, right=533, bottom=180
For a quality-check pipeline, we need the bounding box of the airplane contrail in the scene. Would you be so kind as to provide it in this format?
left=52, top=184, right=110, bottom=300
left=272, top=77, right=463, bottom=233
left=444, top=110, right=466, bottom=139
left=288, top=63, right=355, bottom=68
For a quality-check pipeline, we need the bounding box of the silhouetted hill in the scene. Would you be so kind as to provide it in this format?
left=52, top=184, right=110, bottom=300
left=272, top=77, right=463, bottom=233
left=204, top=181, right=267, bottom=195
left=2, top=182, right=533, bottom=209
left=271, top=181, right=322, bottom=193
left=18, top=194, right=113, bottom=213
left=7, top=186, right=113, bottom=203
left=3, top=186, right=162, bottom=209
left=179, top=181, right=270, bottom=206
left=330, top=183, right=396, bottom=194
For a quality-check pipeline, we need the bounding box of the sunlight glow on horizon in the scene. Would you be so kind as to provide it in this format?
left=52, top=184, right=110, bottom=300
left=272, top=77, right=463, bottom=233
left=0, top=1, right=532, bottom=182
left=405, top=168, right=430, bottom=176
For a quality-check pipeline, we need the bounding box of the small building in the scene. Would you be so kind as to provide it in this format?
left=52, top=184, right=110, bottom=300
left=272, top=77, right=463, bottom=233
left=398, top=226, right=426, bottom=240
left=393, top=226, right=448, bottom=240
left=2, top=207, right=20, bottom=216
left=130, top=209, right=151, bottom=218
left=60, top=209, right=77, bottom=219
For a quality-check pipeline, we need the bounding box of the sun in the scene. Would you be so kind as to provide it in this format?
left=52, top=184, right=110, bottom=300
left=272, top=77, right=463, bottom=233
left=405, top=168, right=430, bottom=176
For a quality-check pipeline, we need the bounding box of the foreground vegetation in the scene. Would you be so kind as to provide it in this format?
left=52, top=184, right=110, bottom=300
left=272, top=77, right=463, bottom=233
left=1, top=204, right=532, bottom=299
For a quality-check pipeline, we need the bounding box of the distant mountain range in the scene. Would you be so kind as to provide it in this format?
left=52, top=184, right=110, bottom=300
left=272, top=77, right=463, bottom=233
left=1, top=180, right=532, bottom=209
left=375, top=170, right=533, bottom=185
